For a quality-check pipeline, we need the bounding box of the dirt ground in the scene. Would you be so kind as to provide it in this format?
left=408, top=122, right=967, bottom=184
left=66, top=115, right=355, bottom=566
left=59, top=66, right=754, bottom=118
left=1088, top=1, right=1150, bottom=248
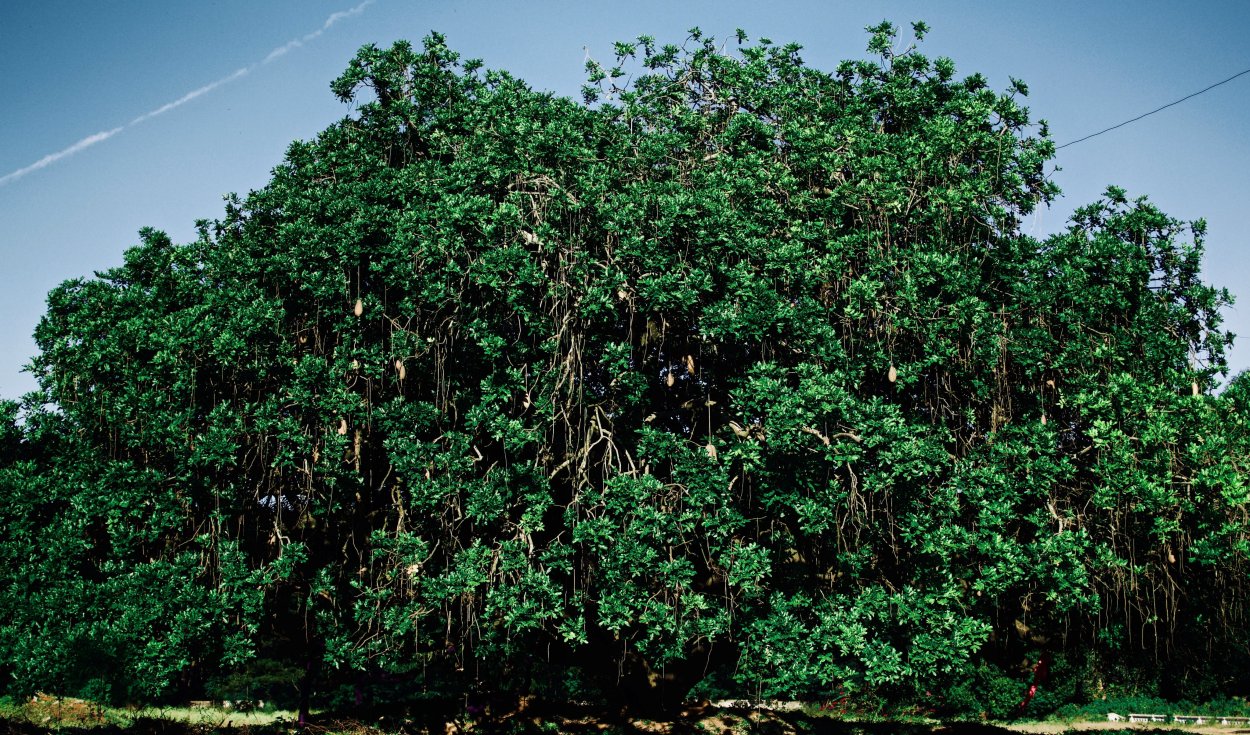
left=478, top=704, right=1250, bottom=735
left=6, top=697, right=1250, bottom=735
left=441, top=702, right=1250, bottom=735
left=1003, top=721, right=1250, bottom=735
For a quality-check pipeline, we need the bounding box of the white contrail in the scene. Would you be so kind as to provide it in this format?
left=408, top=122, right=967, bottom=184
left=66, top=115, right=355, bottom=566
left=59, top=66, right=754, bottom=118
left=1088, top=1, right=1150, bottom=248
left=0, top=127, right=124, bottom=187
left=0, top=0, right=375, bottom=188
left=266, top=0, right=375, bottom=63
left=129, top=67, right=251, bottom=125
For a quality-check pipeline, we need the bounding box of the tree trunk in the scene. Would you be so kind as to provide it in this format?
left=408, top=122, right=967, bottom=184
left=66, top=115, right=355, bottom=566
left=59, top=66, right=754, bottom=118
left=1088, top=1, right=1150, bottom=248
left=297, top=638, right=324, bottom=728
left=583, top=638, right=737, bottom=717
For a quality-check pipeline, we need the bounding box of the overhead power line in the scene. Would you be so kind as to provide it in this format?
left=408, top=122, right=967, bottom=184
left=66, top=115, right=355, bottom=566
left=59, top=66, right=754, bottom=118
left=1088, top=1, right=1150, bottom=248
left=1057, top=66, right=1250, bottom=149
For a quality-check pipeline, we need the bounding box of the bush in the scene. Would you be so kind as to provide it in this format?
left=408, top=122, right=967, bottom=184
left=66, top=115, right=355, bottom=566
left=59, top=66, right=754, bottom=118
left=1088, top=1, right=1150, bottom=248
left=932, top=662, right=1024, bottom=720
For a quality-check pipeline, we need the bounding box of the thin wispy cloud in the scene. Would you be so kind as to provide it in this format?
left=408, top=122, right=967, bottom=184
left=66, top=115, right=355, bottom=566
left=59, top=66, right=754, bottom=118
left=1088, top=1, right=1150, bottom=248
left=0, top=0, right=375, bottom=188
left=0, top=127, right=125, bottom=187
left=266, top=0, right=375, bottom=63
left=129, top=67, right=251, bottom=126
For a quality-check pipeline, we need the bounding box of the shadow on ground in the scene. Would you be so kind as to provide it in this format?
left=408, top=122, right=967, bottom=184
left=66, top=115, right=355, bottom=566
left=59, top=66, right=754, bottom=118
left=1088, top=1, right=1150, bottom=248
left=3, top=701, right=1240, bottom=735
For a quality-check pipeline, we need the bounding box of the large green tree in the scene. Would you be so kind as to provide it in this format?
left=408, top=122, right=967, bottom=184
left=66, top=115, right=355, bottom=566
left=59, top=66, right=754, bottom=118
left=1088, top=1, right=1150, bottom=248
left=2, top=22, right=1246, bottom=714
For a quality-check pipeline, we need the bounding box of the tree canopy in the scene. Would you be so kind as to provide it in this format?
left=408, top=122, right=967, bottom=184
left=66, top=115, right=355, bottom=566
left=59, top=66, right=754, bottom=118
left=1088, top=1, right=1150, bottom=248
left=1, top=23, right=1246, bottom=717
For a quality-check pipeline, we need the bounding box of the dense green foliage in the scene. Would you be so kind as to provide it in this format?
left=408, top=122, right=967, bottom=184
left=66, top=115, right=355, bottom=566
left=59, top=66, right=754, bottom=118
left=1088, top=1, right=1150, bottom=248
left=1, top=23, right=1246, bottom=715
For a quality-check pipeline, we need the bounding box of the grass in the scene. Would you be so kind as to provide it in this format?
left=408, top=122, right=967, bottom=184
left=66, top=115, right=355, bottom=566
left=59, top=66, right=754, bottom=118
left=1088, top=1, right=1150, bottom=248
left=0, top=694, right=301, bottom=732
left=127, top=704, right=295, bottom=727
left=1, top=695, right=1244, bottom=735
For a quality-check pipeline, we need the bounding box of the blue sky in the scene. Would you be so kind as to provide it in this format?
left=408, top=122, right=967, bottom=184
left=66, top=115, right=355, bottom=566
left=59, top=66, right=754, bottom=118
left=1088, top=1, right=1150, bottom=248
left=1, top=1, right=1247, bottom=399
